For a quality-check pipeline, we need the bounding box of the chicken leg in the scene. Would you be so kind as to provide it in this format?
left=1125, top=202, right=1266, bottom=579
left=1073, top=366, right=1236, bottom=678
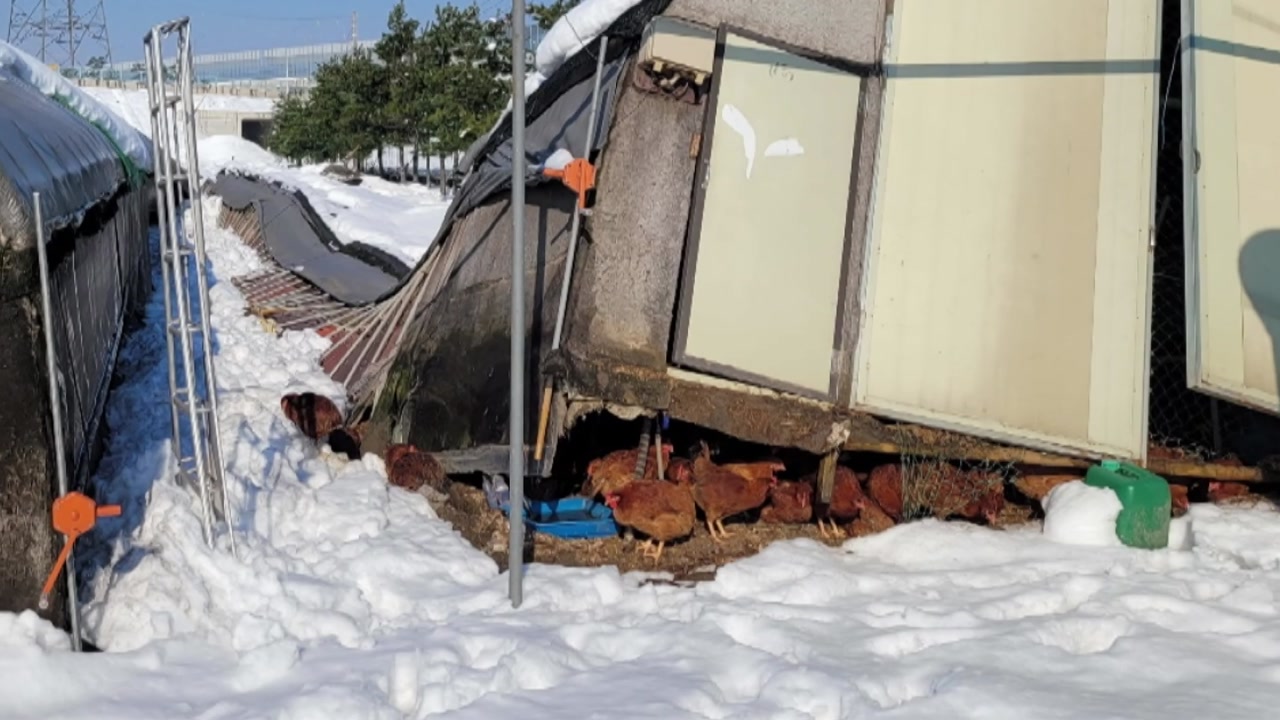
left=634, top=538, right=654, bottom=555
left=644, top=540, right=666, bottom=563
left=817, top=518, right=846, bottom=540
left=705, top=519, right=718, bottom=541
left=714, top=520, right=733, bottom=539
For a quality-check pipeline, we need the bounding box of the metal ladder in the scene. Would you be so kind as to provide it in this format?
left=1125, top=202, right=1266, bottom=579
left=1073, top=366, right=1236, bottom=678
left=143, top=18, right=237, bottom=557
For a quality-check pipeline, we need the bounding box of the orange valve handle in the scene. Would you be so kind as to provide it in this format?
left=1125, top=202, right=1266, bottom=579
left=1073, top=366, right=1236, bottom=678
left=542, top=158, right=597, bottom=209
left=38, top=492, right=121, bottom=610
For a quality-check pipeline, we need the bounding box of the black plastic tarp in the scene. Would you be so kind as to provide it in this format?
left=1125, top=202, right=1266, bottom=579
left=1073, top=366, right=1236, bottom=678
left=211, top=172, right=411, bottom=306
left=0, top=73, right=128, bottom=251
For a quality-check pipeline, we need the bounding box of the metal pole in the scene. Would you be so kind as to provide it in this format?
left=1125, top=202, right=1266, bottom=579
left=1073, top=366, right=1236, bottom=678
left=532, top=34, right=609, bottom=466
left=550, top=34, right=608, bottom=347
left=33, top=192, right=83, bottom=652
left=508, top=0, right=527, bottom=608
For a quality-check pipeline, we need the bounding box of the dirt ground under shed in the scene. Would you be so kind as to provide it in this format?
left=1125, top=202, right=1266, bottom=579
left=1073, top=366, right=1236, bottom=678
left=430, top=482, right=1039, bottom=581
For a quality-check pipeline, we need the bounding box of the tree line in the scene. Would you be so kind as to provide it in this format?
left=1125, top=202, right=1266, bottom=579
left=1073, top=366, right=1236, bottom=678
left=268, top=1, right=579, bottom=180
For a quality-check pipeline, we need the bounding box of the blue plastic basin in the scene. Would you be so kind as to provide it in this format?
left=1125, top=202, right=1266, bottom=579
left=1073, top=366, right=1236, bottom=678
left=500, top=496, right=618, bottom=539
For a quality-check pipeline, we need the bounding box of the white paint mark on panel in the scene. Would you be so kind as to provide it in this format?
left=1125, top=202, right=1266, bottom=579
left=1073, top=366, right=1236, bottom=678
left=721, top=103, right=756, bottom=178
left=765, top=138, right=805, bottom=157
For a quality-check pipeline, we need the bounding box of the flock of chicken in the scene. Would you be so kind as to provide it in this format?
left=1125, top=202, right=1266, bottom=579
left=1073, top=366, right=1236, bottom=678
left=580, top=442, right=975, bottom=562
left=280, top=391, right=1256, bottom=564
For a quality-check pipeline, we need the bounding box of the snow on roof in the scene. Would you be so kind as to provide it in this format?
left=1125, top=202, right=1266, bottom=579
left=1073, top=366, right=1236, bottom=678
left=0, top=41, right=153, bottom=172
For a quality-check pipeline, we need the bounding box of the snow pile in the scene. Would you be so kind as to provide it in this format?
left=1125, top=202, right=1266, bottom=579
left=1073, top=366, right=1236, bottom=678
left=536, top=0, right=642, bottom=77
left=197, top=134, right=287, bottom=176
left=204, top=138, right=450, bottom=264
left=81, top=86, right=275, bottom=136
left=489, top=0, right=643, bottom=132
left=80, top=86, right=276, bottom=143
left=0, top=41, right=152, bottom=170
left=1042, top=480, right=1124, bottom=547
left=0, top=611, right=71, bottom=653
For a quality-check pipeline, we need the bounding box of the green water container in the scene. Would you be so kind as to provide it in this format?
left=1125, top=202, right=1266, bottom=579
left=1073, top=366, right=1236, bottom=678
left=1084, top=460, right=1171, bottom=549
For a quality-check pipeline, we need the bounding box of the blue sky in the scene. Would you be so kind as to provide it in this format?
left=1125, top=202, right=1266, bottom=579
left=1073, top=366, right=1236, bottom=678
left=18, top=1, right=514, bottom=63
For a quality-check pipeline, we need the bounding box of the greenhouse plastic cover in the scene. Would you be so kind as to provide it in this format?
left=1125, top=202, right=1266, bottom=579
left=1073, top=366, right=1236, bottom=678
left=0, top=41, right=151, bottom=251
left=211, top=173, right=410, bottom=306
left=0, top=42, right=151, bottom=170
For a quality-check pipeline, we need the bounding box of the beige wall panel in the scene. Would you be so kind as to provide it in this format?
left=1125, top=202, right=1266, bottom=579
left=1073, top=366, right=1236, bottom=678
left=856, top=0, right=1158, bottom=458
left=1186, top=0, right=1280, bottom=413
left=677, top=31, right=862, bottom=397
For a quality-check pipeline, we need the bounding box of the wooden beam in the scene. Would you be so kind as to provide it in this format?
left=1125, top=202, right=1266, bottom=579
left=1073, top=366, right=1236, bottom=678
left=817, top=449, right=839, bottom=504
left=843, top=427, right=1264, bottom=483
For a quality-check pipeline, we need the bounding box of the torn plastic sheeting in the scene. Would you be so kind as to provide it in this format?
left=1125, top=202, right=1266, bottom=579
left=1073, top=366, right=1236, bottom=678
left=210, top=173, right=410, bottom=306
left=0, top=74, right=128, bottom=250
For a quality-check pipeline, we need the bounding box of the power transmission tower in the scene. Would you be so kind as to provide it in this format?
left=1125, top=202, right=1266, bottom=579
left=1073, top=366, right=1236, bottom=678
left=6, top=0, right=113, bottom=70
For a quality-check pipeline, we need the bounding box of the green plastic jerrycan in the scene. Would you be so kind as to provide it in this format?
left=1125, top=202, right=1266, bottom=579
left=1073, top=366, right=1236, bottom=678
left=1084, top=460, right=1171, bottom=549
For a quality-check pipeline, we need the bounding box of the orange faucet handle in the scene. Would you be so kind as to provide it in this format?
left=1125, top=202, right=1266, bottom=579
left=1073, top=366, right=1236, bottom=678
left=541, top=158, right=596, bottom=209
left=38, top=492, right=119, bottom=609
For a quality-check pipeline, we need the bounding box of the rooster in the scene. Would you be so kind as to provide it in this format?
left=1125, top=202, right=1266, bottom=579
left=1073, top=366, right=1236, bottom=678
left=691, top=442, right=774, bottom=541
left=604, top=480, right=696, bottom=562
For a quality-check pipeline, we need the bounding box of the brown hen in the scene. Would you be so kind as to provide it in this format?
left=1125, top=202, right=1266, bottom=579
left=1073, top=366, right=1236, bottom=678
left=1170, top=483, right=1189, bottom=517
left=722, top=460, right=787, bottom=483
left=1013, top=474, right=1080, bottom=503
left=1208, top=481, right=1251, bottom=504
left=866, top=464, right=905, bottom=521
left=691, top=442, right=773, bottom=541
left=847, top=495, right=897, bottom=537
left=760, top=480, right=814, bottom=525
left=384, top=443, right=418, bottom=469
left=814, top=466, right=865, bottom=538
left=583, top=443, right=674, bottom=498
left=387, top=446, right=448, bottom=493
left=666, top=458, right=695, bottom=486
left=280, top=392, right=344, bottom=440
left=604, top=480, right=696, bottom=562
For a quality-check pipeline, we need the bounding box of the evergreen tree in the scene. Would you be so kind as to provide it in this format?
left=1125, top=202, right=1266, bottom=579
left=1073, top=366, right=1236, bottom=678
left=376, top=2, right=422, bottom=177
left=529, top=0, right=580, bottom=31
